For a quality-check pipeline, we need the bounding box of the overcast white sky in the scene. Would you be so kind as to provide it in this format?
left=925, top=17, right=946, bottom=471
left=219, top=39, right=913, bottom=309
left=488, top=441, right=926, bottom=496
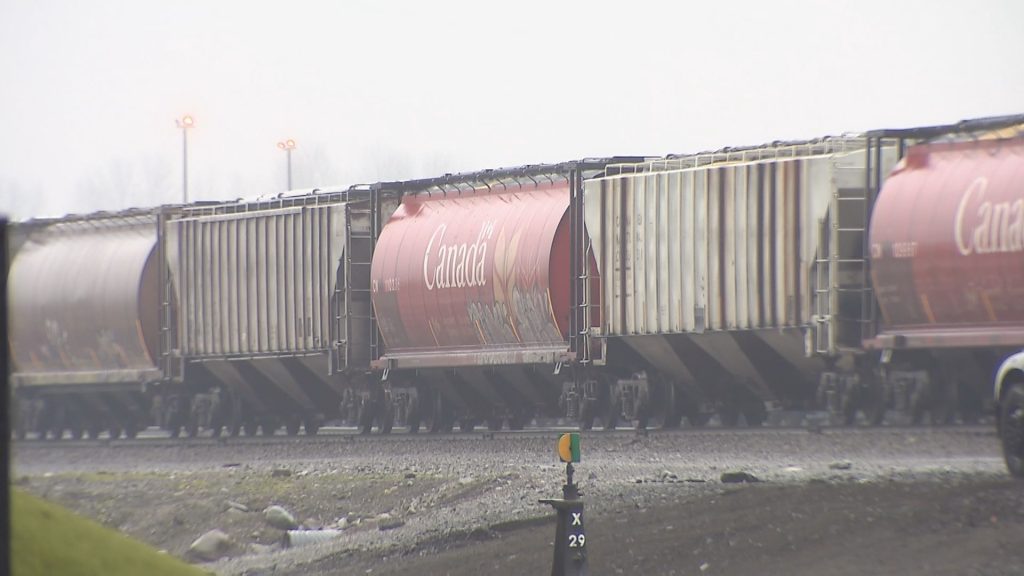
left=1, top=0, right=1021, bottom=220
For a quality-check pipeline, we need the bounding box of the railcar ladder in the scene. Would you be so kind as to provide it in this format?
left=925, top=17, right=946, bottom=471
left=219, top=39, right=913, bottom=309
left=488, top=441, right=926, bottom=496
left=335, top=189, right=380, bottom=373
left=157, top=210, right=183, bottom=382
left=858, top=136, right=890, bottom=345
left=569, top=167, right=601, bottom=367
left=813, top=164, right=873, bottom=356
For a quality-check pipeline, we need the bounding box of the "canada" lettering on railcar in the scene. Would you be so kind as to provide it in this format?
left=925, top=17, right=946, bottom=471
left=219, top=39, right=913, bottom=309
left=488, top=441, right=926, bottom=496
left=955, top=177, right=1024, bottom=256
left=423, top=221, right=495, bottom=290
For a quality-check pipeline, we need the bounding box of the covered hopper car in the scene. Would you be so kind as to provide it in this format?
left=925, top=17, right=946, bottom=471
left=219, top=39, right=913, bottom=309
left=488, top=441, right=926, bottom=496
left=365, top=160, right=636, bottom=433
left=575, top=115, right=1024, bottom=431
left=9, top=210, right=170, bottom=439
left=160, top=187, right=399, bottom=436
left=579, top=136, right=897, bottom=427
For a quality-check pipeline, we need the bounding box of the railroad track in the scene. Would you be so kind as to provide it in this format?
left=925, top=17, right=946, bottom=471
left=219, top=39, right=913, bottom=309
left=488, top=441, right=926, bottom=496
left=13, top=422, right=997, bottom=451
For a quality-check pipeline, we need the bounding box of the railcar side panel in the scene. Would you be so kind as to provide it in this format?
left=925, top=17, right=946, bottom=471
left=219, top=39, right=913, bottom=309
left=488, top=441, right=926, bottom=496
left=588, top=151, right=850, bottom=336
left=371, top=182, right=574, bottom=368
left=586, top=142, right=894, bottom=406
left=166, top=204, right=346, bottom=358
left=869, top=136, right=1024, bottom=348
left=9, top=215, right=162, bottom=386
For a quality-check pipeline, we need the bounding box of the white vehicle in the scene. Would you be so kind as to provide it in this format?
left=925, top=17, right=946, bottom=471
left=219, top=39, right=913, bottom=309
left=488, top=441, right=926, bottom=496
left=994, top=353, right=1024, bottom=478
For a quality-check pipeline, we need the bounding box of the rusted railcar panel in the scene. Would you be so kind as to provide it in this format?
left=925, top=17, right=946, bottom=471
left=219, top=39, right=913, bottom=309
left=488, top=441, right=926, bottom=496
left=869, top=136, right=1024, bottom=346
left=371, top=183, right=574, bottom=364
left=166, top=203, right=346, bottom=358
left=9, top=215, right=162, bottom=385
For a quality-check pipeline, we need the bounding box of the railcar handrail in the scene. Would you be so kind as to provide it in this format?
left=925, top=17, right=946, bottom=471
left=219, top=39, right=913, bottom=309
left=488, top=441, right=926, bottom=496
left=603, top=136, right=868, bottom=176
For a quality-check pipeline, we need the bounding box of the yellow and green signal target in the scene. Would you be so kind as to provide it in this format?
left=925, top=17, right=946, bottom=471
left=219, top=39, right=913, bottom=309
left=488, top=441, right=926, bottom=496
left=557, top=432, right=581, bottom=463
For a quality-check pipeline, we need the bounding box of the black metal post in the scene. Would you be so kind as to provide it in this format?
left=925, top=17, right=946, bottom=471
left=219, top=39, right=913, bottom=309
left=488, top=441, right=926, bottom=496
left=540, top=462, right=588, bottom=576
left=564, top=462, right=576, bottom=499
left=1, top=217, right=10, bottom=576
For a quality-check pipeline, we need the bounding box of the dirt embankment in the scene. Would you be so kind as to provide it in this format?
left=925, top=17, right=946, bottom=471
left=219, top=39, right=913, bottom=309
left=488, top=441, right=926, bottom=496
left=337, top=476, right=1024, bottom=576
left=13, top=428, right=1021, bottom=575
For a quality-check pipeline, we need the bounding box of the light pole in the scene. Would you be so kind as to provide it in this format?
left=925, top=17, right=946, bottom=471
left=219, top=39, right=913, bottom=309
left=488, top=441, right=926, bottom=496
left=176, top=115, right=194, bottom=203
left=277, top=139, right=296, bottom=191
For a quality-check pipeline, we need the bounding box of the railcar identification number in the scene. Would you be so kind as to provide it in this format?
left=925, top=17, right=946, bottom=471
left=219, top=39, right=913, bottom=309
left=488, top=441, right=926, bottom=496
left=891, top=241, right=918, bottom=258
left=568, top=534, right=586, bottom=548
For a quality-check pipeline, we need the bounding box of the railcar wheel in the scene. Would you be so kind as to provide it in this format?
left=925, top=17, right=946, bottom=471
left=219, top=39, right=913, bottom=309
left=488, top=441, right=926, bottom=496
left=208, top=410, right=224, bottom=439
left=46, top=416, right=64, bottom=440
left=841, top=392, right=858, bottom=426
left=866, top=385, right=886, bottom=427
left=910, top=385, right=929, bottom=426
left=303, top=416, right=321, bottom=436
left=285, top=417, right=301, bottom=436
left=604, top=400, right=620, bottom=431
left=226, top=399, right=242, bottom=437
left=431, top=418, right=454, bottom=434
left=684, top=401, right=708, bottom=427
left=243, top=420, right=259, bottom=437
left=459, top=419, right=476, bottom=433
left=689, top=412, right=711, bottom=427
left=34, top=413, right=50, bottom=440
left=1000, top=382, right=1024, bottom=478
left=379, top=405, right=395, bottom=435
left=358, top=401, right=376, bottom=435
left=959, top=379, right=982, bottom=424
left=931, top=379, right=957, bottom=426
left=124, top=421, right=138, bottom=439
left=663, top=408, right=683, bottom=429
left=487, top=418, right=503, bottom=432
left=186, top=417, right=199, bottom=438
left=260, top=420, right=278, bottom=436
left=224, top=408, right=241, bottom=437
left=429, top=394, right=454, bottom=433
left=635, top=407, right=650, bottom=431
left=406, top=395, right=421, bottom=433
left=743, top=399, right=767, bottom=427
left=87, top=425, right=103, bottom=440
left=662, top=385, right=683, bottom=429
left=507, top=413, right=527, bottom=431
left=579, top=399, right=596, bottom=431
left=635, top=390, right=651, bottom=431
left=407, top=408, right=421, bottom=434
left=718, top=404, right=740, bottom=428
left=108, top=426, right=122, bottom=440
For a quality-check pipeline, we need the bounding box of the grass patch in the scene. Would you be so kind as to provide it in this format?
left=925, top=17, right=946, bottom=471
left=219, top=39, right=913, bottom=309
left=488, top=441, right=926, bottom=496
left=12, top=488, right=210, bottom=576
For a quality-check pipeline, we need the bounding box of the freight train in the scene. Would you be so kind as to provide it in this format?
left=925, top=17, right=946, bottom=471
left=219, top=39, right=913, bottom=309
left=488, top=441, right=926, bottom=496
left=8, top=114, right=1024, bottom=474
